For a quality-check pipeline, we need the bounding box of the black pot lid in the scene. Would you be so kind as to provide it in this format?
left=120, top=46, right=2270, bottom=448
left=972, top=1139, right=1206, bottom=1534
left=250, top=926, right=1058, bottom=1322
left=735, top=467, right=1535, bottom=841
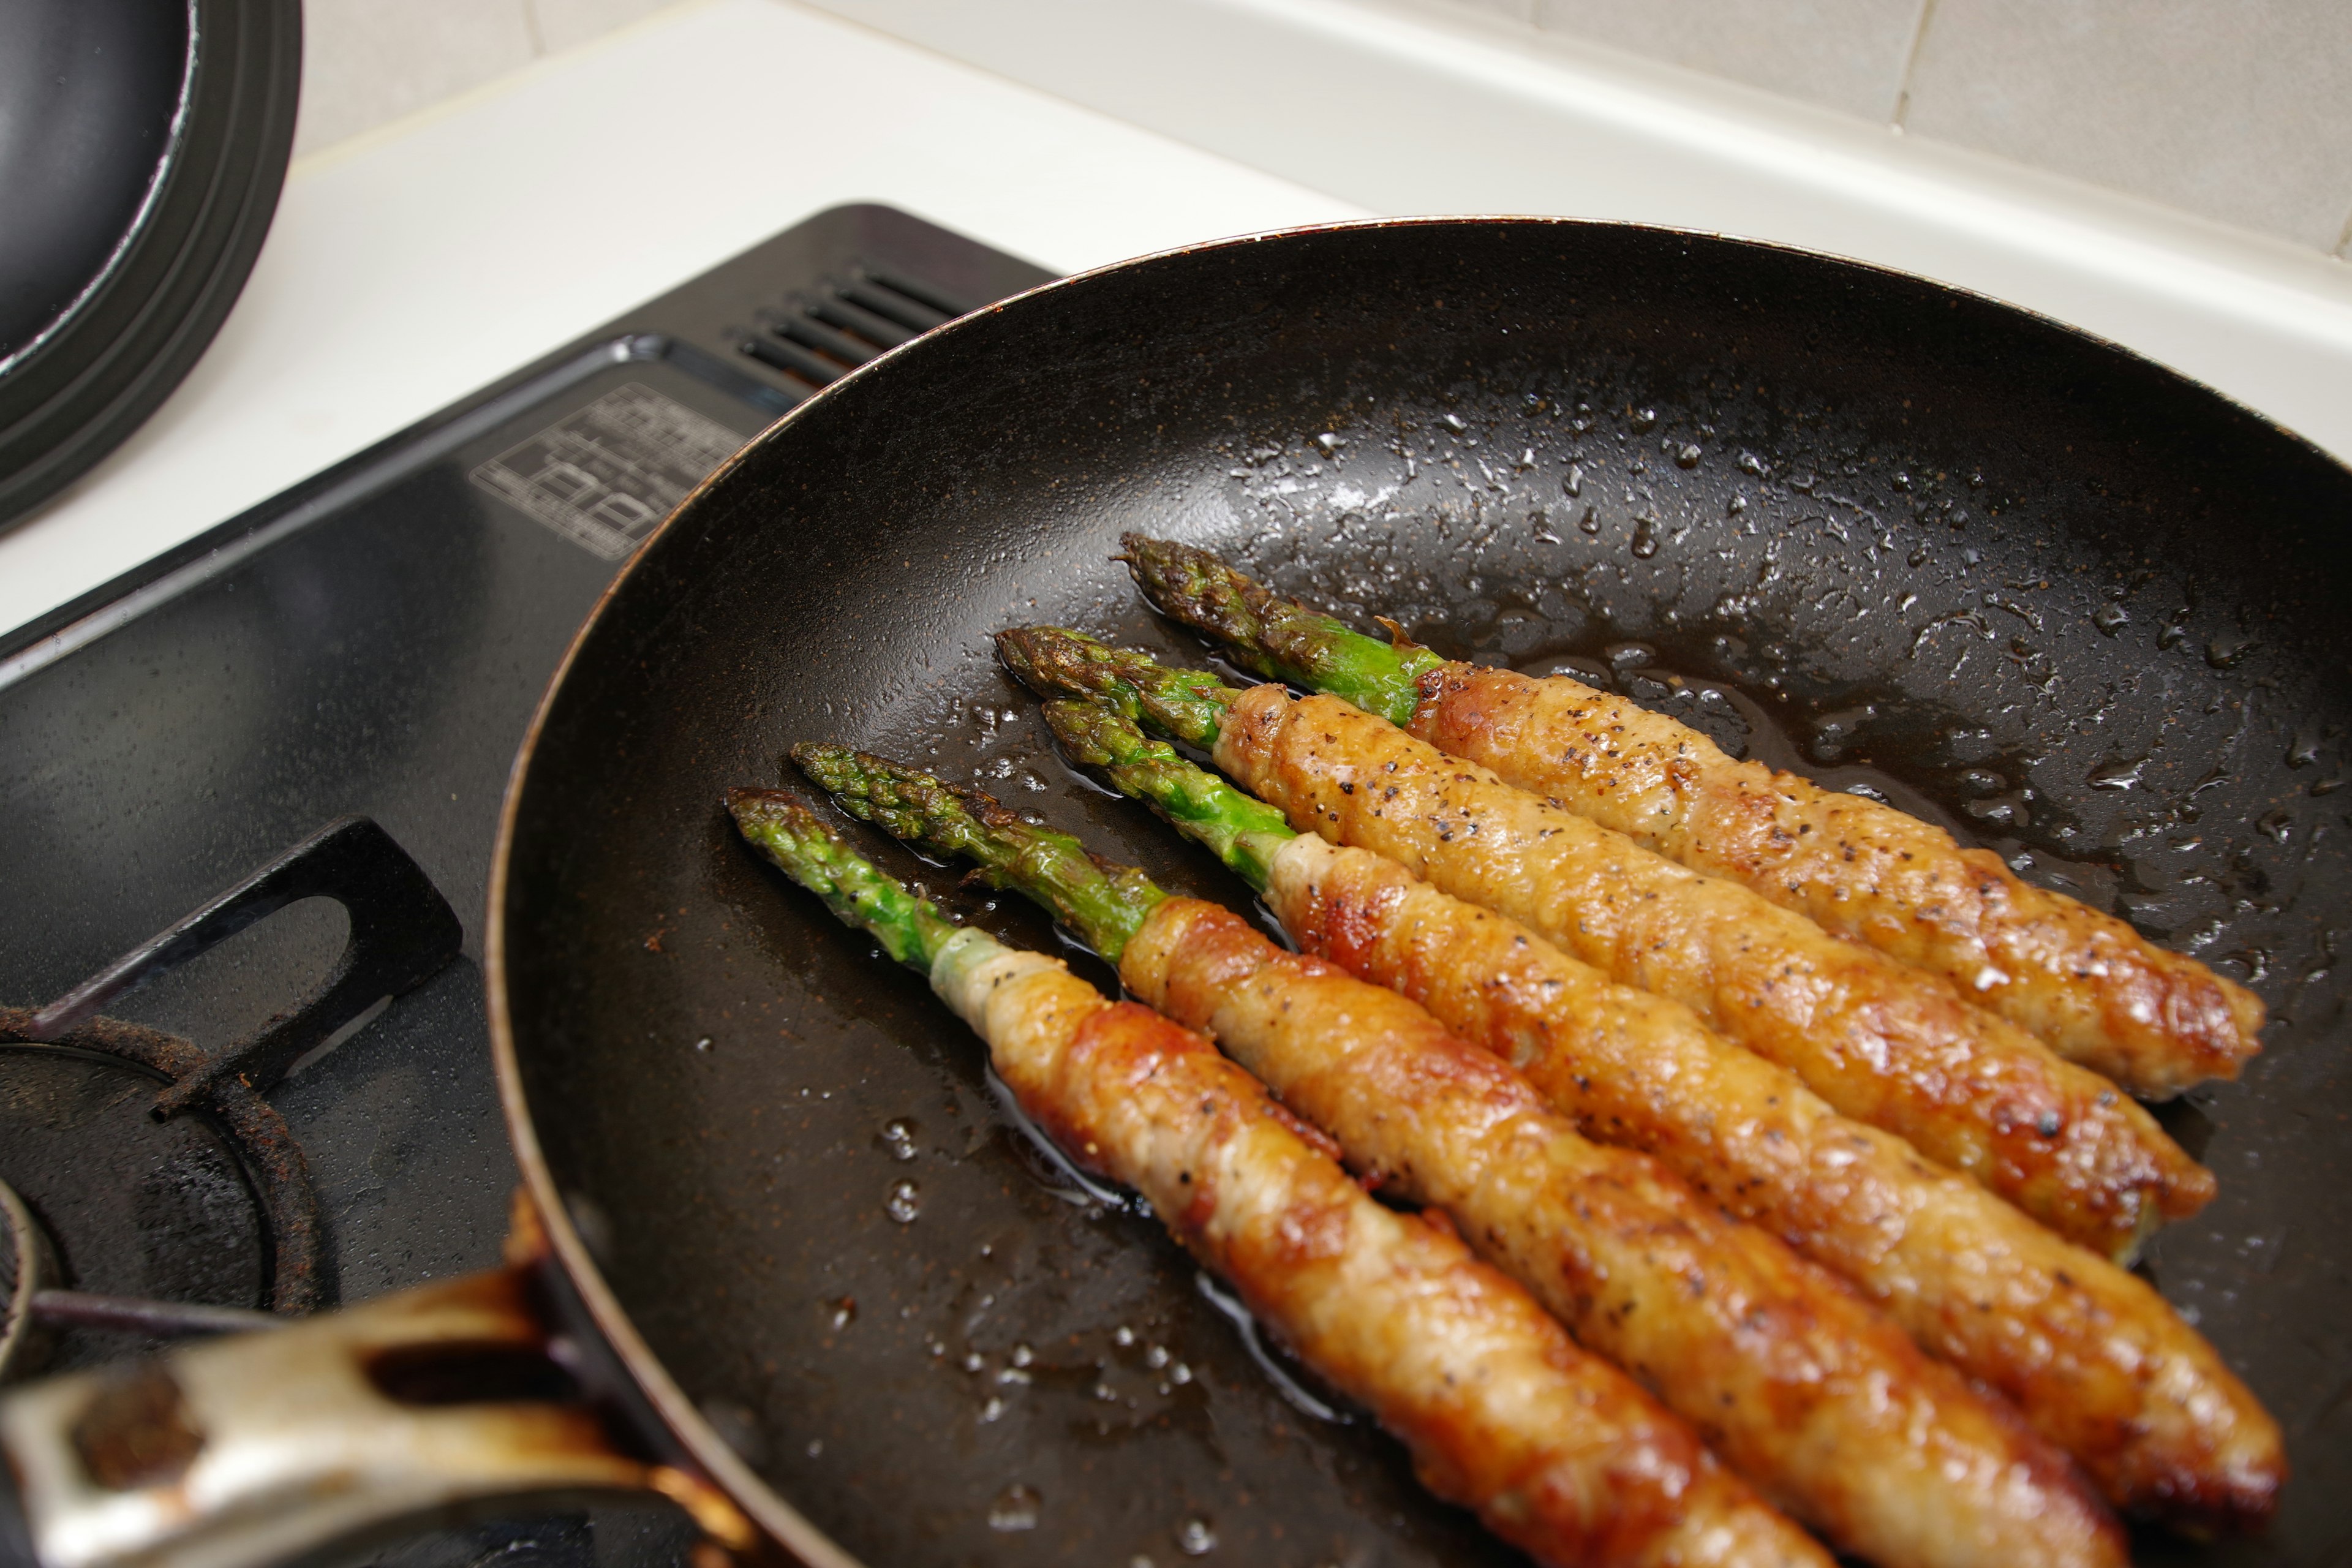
left=0, top=0, right=301, bottom=532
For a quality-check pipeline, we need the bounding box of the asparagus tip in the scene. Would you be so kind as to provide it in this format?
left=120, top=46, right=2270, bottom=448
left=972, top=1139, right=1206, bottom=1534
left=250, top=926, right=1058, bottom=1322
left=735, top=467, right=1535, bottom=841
left=726, top=784, right=815, bottom=828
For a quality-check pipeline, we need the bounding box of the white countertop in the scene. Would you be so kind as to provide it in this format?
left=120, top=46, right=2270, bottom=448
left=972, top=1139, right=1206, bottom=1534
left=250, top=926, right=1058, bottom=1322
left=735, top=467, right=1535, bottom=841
left=7, top=0, right=2350, bottom=641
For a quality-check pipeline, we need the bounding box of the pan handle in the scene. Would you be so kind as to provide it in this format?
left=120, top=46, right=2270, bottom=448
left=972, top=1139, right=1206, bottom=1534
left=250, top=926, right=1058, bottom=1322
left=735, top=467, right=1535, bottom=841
left=0, top=1216, right=759, bottom=1568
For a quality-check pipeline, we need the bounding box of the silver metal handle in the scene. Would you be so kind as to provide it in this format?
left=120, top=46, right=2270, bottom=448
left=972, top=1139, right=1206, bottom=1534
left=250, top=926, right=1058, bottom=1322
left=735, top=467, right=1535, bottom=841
left=0, top=1228, right=755, bottom=1568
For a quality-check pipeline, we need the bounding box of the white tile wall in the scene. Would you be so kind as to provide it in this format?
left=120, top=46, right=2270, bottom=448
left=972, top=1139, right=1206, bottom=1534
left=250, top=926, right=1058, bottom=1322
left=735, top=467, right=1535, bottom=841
left=1899, top=0, right=2352, bottom=255
left=291, top=0, right=2352, bottom=263
left=1384, top=0, right=2352, bottom=258
left=290, top=0, right=688, bottom=159
left=1532, top=0, right=1926, bottom=119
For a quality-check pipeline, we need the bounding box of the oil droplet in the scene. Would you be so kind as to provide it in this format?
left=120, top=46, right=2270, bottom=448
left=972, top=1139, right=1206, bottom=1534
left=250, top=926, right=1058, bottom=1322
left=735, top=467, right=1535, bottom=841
left=1314, top=432, right=1344, bottom=454
left=1605, top=643, right=1656, bottom=671
left=1809, top=704, right=1875, bottom=764
left=1629, top=407, right=1659, bottom=432
left=989, top=1484, right=1041, bottom=1532
left=693, top=1036, right=712, bottom=1052
left=1964, top=796, right=2026, bottom=826
left=1010, top=1342, right=1035, bottom=1367
left=2206, top=634, right=2255, bottom=669
left=1441, top=412, right=1466, bottom=432
left=827, top=1295, right=856, bottom=1330
left=1563, top=464, right=1583, bottom=497
left=1576, top=505, right=1600, bottom=535
left=1674, top=442, right=1702, bottom=469
left=2087, top=758, right=2145, bottom=791
left=2288, top=727, right=2322, bottom=768
left=2092, top=603, right=2130, bottom=636
left=1629, top=518, right=1660, bottom=559
left=2260, top=810, right=2293, bottom=844
left=1175, top=1517, right=1217, bottom=1556
left=886, top=1180, right=921, bottom=1223
left=979, top=1395, right=1005, bottom=1423
left=1739, top=452, right=1766, bottom=476
left=881, top=1117, right=919, bottom=1161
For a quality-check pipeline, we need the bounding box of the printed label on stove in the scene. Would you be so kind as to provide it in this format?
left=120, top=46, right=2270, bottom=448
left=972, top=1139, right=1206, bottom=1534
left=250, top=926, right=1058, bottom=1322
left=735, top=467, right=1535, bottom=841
left=469, top=383, right=748, bottom=560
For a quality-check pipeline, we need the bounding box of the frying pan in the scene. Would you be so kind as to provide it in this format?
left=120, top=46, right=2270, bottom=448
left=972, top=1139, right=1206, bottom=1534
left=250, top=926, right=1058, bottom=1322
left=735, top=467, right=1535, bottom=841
left=11, top=218, right=2352, bottom=1568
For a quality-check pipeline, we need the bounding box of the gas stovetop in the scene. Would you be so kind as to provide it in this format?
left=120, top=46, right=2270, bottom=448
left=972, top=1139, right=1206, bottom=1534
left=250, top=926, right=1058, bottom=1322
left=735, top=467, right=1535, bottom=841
left=0, top=204, right=1053, bottom=1567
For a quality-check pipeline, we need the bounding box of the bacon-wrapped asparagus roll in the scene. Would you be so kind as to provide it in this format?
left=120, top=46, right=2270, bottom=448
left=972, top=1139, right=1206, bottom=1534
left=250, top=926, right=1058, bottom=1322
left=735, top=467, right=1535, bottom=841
left=993, top=628, right=2210, bottom=1263
left=728, top=790, right=1823, bottom=1568
left=1020, top=695, right=2280, bottom=1534
left=1120, top=533, right=2261, bottom=1098
left=791, top=756, right=2127, bottom=1568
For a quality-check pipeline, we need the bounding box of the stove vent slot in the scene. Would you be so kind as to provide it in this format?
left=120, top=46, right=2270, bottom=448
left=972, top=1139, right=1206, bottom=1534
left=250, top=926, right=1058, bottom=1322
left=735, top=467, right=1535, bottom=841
left=740, top=264, right=979, bottom=390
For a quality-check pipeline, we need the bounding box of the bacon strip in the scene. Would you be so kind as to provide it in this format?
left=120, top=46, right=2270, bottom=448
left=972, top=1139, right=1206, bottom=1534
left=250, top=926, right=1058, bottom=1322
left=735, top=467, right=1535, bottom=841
left=1215, top=684, right=2212, bottom=1261
left=1120, top=899, right=2125, bottom=1568
left=1264, top=831, right=2281, bottom=1532
left=934, top=937, right=1826, bottom=1568
left=1410, top=663, right=2261, bottom=1096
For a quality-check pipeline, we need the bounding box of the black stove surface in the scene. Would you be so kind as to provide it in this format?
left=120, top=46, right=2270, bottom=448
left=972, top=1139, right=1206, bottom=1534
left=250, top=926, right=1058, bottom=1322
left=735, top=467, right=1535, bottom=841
left=0, top=204, right=1054, bottom=1566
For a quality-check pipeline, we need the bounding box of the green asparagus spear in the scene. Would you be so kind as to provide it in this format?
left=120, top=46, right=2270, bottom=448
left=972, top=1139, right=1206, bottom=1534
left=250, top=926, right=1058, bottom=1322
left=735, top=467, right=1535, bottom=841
left=994, top=627, right=1235, bottom=748
left=726, top=788, right=963, bottom=970
left=1119, top=533, right=1442, bottom=724
left=790, top=743, right=1166, bottom=960
left=1040, top=699, right=1295, bottom=892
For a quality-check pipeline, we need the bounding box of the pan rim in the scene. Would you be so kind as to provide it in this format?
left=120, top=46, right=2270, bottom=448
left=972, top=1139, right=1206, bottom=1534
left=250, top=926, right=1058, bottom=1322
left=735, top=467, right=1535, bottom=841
left=481, top=211, right=2344, bottom=1561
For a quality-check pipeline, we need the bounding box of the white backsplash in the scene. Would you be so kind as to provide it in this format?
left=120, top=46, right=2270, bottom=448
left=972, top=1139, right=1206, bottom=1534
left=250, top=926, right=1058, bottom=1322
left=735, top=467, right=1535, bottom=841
left=291, top=0, right=2352, bottom=266
left=1384, top=0, right=2352, bottom=260
left=292, top=0, right=691, bottom=160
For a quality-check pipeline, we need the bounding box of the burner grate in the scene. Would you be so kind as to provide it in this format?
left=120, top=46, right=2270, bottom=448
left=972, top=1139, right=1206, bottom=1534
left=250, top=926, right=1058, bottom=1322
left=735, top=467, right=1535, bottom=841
left=0, top=817, right=461, bottom=1379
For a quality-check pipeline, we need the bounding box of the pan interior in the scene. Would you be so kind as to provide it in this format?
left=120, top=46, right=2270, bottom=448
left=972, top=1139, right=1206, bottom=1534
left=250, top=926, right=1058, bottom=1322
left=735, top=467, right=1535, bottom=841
left=499, top=221, right=2352, bottom=1567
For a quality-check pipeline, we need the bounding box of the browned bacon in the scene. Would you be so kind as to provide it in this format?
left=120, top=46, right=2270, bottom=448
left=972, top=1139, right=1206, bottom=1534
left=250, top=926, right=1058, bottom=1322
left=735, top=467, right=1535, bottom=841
left=1411, top=662, right=2261, bottom=1097
left=942, top=943, right=1831, bottom=1568
left=1214, top=684, right=2212, bottom=1261
left=1263, top=831, right=2281, bottom=1532
left=1118, top=899, right=2125, bottom=1568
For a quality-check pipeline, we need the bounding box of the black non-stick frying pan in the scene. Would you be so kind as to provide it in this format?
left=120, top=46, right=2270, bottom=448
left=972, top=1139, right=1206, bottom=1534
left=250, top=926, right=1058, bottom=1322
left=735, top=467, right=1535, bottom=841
left=11, top=219, right=2348, bottom=1568
left=483, top=217, right=2352, bottom=1567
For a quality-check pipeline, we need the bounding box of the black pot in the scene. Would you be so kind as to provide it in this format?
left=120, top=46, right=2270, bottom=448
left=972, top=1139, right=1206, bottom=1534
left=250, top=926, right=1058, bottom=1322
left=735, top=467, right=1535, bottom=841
left=0, top=0, right=302, bottom=531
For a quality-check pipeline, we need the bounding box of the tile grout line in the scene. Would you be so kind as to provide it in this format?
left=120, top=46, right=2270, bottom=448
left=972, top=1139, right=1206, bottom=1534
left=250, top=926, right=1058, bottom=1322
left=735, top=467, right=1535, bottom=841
left=1889, top=0, right=1939, bottom=129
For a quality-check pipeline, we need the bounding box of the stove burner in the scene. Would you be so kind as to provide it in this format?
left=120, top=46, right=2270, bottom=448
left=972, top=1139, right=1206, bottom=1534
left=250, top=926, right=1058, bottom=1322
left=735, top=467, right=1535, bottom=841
left=0, top=1178, right=56, bottom=1379
left=0, top=1044, right=288, bottom=1382
left=0, top=816, right=461, bottom=1381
